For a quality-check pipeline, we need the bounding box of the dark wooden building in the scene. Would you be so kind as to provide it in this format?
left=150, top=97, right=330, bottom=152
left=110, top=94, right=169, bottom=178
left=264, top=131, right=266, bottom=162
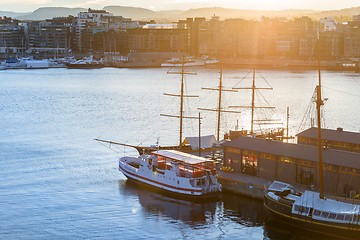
left=222, top=136, right=360, bottom=198
left=297, top=127, right=360, bottom=153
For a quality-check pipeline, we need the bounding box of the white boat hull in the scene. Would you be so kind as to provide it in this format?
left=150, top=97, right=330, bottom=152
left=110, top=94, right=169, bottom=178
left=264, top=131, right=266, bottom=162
left=118, top=154, right=221, bottom=198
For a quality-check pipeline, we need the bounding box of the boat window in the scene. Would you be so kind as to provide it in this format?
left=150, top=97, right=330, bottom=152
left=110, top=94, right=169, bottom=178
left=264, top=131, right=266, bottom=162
left=344, top=215, right=352, bottom=221
left=294, top=205, right=300, bottom=212
left=294, top=205, right=309, bottom=214
left=329, top=213, right=336, bottom=219
left=320, top=212, right=329, bottom=218
left=335, top=214, right=345, bottom=221
left=189, top=179, right=195, bottom=187
left=313, top=210, right=321, bottom=216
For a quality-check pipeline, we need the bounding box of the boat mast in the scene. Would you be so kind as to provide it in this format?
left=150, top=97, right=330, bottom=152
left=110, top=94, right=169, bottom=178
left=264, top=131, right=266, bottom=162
left=198, top=112, right=201, bottom=156
left=216, top=66, right=223, bottom=141
left=286, top=106, right=289, bottom=143
left=161, top=57, right=198, bottom=149
left=251, top=69, right=256, bottom=135
left=231, top=70, right=275, bottom=136
left=199, top=63, right=239, bottom=142
left=179, top=59, right=185, bottom=146
left=316, top=52, right=325, bottom=198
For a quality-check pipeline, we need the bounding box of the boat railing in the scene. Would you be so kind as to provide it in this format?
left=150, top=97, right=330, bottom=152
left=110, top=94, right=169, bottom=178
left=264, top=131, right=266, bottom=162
left=120, top=160, right=139, bottom=173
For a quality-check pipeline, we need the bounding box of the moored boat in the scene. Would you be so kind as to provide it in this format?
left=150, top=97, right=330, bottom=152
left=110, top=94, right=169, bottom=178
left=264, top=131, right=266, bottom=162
left=263, top=47, right=360, bottom=239
left=161, top=56, right=218, bottom=67
left=264, top=181, right=360, bottom=239
left=119, top=149, right=222, bottom=199
left=66, top=56, right=104, bottom=69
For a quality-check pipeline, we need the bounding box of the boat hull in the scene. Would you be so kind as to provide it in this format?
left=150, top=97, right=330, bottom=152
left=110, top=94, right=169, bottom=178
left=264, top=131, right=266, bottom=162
left=119, top=164, right=221, bottom=201
left=66, top=63, right=104, bottom=69
left=264, top=194, right=360, bottom=240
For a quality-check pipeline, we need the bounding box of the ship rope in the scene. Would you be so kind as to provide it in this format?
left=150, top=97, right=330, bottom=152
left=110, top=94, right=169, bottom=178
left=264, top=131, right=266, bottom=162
left=297, top=85, right=327, bottom=134
left=232, top=70, right=251, bottom=88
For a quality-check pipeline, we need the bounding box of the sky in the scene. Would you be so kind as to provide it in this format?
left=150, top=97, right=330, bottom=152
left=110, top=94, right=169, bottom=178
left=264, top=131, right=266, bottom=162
left=1, top=0, right=360, bottom=13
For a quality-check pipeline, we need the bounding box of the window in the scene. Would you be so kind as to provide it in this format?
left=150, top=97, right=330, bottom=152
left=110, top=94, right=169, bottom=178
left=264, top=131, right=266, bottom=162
left=321, top=212, right=329, bottom=218
left=241, top=153, right=257, bottom=176
left=344, top=215, right=352, bottom=222
left=313, top=210, right=320, bottom=216
left=296, top=165, right=314, bottom=186
left=280, top=156, right=293, bottom=164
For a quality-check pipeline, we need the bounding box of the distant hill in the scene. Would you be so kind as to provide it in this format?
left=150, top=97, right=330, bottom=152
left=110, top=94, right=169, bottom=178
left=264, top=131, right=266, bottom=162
left=6, top=5, right=360, bottom=21
left=103, top=6, right=158, bottom=20
left=0, top=11, right=30, bottom=19
left=177, top=7, right=318, bottom=20
left=307, top=6, right=360, bottom=21
left=17, top=7, right=86, bottom=20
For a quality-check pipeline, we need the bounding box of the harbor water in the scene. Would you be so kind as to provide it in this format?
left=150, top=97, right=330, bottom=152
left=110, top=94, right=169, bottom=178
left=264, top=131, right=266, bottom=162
left=0, top=67, right=359, bottom=239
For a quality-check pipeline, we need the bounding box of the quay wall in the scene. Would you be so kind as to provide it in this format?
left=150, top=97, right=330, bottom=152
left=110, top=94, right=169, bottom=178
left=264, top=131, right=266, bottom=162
left=217, top=171, right=271, bottom=200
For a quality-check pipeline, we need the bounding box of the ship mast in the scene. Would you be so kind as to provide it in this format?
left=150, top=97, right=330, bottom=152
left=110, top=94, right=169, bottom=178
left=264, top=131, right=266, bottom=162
left=217, top=66, right=223, bottom=141
left=231, top=69, right=276, bottom=135
left=198, top=63, right=239, bottom=141
left=161, top=57, right=198, bottom=149
left=316, top=52, right=325, bottom=199
left=250, top=70, right=256, bottom=134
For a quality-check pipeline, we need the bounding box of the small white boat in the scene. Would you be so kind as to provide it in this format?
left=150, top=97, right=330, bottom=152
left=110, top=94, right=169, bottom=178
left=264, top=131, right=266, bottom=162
left=66, top=56, right=104, bottom=69
left=161, top=56, right=218, bottom=67
left=119, top=149, right=222, bottom=199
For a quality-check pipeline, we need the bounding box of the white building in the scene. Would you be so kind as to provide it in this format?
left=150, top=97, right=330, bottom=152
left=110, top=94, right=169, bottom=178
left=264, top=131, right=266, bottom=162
left=77, top=9, right=113, bottom=51
left=319, top=17, right=337, bottom=31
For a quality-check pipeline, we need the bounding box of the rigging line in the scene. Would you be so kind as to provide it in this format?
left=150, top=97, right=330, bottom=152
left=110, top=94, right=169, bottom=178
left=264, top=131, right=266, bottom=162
left=322, top=86, right=360, bottom=98
left=258, top=72, right=273, bottom=88
left=255, top=90, right=280, bottom=120
left=232, top=70, right=252, bottom=88
left=297, top=89, right=317, bottom=133
left=96, top=140, right=122, bottom=154
left=256, top=90, right=273, bottom=108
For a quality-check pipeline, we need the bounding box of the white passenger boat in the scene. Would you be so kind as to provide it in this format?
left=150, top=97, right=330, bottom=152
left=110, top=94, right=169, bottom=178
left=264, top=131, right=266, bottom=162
left=119, top=149, right=222, bottom=199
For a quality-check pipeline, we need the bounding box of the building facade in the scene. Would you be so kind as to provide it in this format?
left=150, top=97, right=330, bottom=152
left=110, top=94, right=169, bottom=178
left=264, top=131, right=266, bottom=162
left=297, top=127, right=360, bottom=153
left=222, top=135, right=360, bottom=198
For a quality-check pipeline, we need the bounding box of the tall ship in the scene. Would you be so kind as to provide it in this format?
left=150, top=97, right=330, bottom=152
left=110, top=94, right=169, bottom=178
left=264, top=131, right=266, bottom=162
left=263, top=52, right=360, bottom=239
left=96, top=59, right=222, bottom=199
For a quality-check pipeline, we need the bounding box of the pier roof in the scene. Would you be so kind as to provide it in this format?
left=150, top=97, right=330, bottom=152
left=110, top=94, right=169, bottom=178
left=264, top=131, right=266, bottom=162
left=297, top=127, right=360, bottom=145
left=223, top=136, right=360, bottom=169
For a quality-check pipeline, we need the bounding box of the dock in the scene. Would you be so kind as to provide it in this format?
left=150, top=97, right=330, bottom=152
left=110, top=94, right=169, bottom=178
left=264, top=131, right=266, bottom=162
left=217, top=170, right=272, bottom=200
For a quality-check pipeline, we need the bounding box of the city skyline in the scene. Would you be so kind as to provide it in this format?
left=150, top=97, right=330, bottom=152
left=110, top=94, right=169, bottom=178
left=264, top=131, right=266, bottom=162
left=1, top=0, right=360, bottom=13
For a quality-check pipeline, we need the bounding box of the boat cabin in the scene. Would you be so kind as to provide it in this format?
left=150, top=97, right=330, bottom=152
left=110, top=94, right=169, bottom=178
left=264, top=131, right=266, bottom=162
left=291, top=190, right=360, bottom=225
left=151, top=150, right=217, bottom=178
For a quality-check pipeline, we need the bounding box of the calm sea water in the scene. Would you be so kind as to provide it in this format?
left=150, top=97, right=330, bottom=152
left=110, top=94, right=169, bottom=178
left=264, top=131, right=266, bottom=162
left=0, top=67, right=359, bottom=239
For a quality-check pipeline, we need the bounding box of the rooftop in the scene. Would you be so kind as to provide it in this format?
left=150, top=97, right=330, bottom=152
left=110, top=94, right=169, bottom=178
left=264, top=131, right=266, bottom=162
left=296, top=127, right=360, bottom=145
left=223, top=136, right=360, bottom=169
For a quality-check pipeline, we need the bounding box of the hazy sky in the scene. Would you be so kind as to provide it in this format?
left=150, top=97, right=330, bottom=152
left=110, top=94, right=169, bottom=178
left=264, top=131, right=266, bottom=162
left=1, top=0, right=360, bottom=12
